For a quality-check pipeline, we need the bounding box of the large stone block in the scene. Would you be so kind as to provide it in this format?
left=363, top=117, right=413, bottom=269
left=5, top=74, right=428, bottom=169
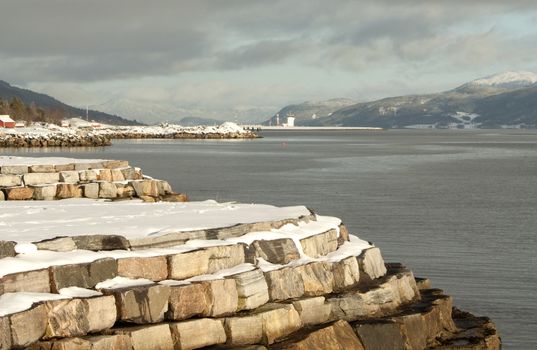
left=168, top=245, right=245, bottom=280
left=0, top=316, right=11, bottom=350
left=119, top=167, right=136, bottom=180
left=59, top=170, right=80, bottom=183
left=79, top=169, right=98, bottom=182
left=0, top=190, right=3, bottom=201
left=168, top=250, right=210, bottom=280
left=117, top=256, right=168, bottom=281
left=206, top=244, right=246, bottom=274
left=28, top=335, right=131, bottom=350
left=9, top=304, right=47, bottom=348
left=297, top=262, right=334, bottom=297
left=248, top=238, right=300, bottom=264
left=299, top=229, right=338, bottom=258
left=273, top=320, right=365, bottom=350
left=113, top=324, right=173, bottom=350
left=357, top=247, right=387, bottom=282
left=4, top=186, right=34, bottom=200
left=29, top=164, right=55, bottom=173
left=292, top=297, right=331, bottom=326
left=1, top=269, right=51, bottom=293
left=50, top=258, right=117, bottom=292
left=56, top=183, right=82, bottom=198
left=115, top=183, right=135, bottom=198
left=130, top=180, right=159, bottom=197
left=44, top=296, right=116, bottom=339
left=111, top=169, right=125, bottom=181
left=332, top=256, right=360, bottom=292
left=353, top=321, right=405, bottom=350
left=327, top=271, right=419, bottom=322
left=99, top=181, right=118, bottom=198
left=224, top=315, right=263, bottom=346
left=167, top=283, right=211, bottom=321
left=170, top=318, right=226, bottom=350
left=203, top=279, right=239, bottom=317
left=0, top=174, right=22, bottom=187
left=102, top=160, right=129, bottom=169
left=257, top=304, right=302, bottom=345
left=82, top=182, right=99, bottom=199
left=264, top=267, right=305, bottom=301
left=34, top=237, right=77, bottom=252
left=23, top=172, right=60, bottom=186
left=54, top=163, right=75, bottom=172
left=0, top=165, right=27, bottom=175
left=102, top=284, right=170, bottom=324
left=31, top=185, right=57, bottom=200
left=72, top=235, right=130, bottom=251
left=229, top=268, right=269, bottom=311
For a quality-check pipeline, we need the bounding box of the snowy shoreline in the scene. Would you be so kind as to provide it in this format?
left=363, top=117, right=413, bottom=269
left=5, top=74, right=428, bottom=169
left=0, top=121, right=258, bottom=148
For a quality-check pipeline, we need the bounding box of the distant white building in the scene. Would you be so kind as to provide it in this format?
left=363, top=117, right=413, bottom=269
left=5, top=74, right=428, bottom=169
left=285, top=116, right=295, bottom=127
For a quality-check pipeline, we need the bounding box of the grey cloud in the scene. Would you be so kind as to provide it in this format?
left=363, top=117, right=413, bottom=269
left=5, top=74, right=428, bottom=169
left=1, top=0, right=537, bottom=83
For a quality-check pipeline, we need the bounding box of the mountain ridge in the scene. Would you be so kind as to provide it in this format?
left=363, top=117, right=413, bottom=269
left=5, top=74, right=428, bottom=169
left=0, top=80, right=141, bottom=125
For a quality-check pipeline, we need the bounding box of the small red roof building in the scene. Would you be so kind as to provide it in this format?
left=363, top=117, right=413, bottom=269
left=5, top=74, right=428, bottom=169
left=0, top=115, right=16, bottom=128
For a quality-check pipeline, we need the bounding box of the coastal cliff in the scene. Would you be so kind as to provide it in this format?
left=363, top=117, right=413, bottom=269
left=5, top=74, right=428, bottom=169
left=0, top=157, right=500, bottom=349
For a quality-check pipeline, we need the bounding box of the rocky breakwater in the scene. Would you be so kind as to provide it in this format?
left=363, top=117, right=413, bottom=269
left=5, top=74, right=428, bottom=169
left=0, top=156, right=187, bottom=202
left=0, top=165, right=500, bottom=350
left=92, top=122, right=259, bottom=140
left=0, top=131, right=110, bottom=148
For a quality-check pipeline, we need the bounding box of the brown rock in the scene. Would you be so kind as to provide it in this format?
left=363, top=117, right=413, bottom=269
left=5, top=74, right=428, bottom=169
left=229, top=268, right=269, bottom=311
left=54, top=163, right=75, bottom=172
left=203, top=279, right=239, bottom=317
left=59, top=170, right=80, bottom=183
left=112, top=324, right=173, bottom=350
left=224, top=315, right=263, bottom=346
left=82, top=183, right=100, bottom=199
left=29, top=164, right=55, bottom=173
left=0, top=174, right=22, bottom=187
left=79, top=170, right=98, bottom=182
left=169, top=318, right=226, bottom=350
left=0, top=240, right=16, bottom=259
left=0, top=316, right=11, bottom=349
left=299, top=229, right=338, bottom=258
left=257, top=303, right=302, bottom=345
left=292, top=297, right=331, bottom=326
left=4, top=186, right=34, bottom=200
left=161, top=193, right=188, bottom=202
left=102, top=284, right=171, bottom=324
left=23, top=172, right=60, bottom=186
left=357, top=247, right=387, bottom=282
left=117, top=256, right=168, bottom=281
left=130, top=180, right=159, bottom=197
left=248, top=238, right=300, bottom=264
left=331, top=256, right=360, bottom=292
left=98, top=169, right=113, bottom=182
left=167, top=283, right=211, bottom=321
left=9, top=304, right=48, bottom=348
left=56, top=183, right=82, bottom=199
left=1, top=269, right=51, bottom=293
left=168, top=249, right=210, bottom=280
left=31, top=185, right=57, bottom=200
left=297, top=262, right=334, bottom=296
left=264, top=267, right=305, bottom=301
left=274, top=320, right=364, bottom=350
left=72, top=235, right=130, bottom=251
left=0, top=165, right=28, bottom=175
left=99, top=181, right=118, bottom=198
left=353, top=321, right=405, bottom=350
left=50, top=258, right=117, bottom=292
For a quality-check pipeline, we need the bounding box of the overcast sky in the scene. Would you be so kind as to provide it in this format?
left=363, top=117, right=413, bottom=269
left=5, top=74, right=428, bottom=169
left=1, top=0, right=537, bottom=113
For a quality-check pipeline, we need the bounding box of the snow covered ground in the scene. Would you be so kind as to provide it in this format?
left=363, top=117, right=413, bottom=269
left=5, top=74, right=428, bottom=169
left=0, top=199, right=311, bottom=243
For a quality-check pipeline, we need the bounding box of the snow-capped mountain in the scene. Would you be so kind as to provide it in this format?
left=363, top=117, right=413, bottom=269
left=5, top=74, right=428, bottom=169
left=465, top=71, right=537, bottom=89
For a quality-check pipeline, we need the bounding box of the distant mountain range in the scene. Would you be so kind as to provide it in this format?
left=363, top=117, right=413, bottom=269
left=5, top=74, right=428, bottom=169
left=263, top=98, right=357, bottom=126
left=0, top=80, right=140, bottom=125
left=97, top=98, right=272, bottom=125
left=268, top=71, right=537, bottom=128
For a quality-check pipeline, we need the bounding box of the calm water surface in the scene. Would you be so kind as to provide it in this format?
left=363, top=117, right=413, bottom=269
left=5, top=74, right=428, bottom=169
left=3, top=129, right=536, bottom=349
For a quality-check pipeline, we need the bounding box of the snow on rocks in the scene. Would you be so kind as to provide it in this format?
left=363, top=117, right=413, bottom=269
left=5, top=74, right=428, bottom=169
left=0, top=121, right=258, bottom=148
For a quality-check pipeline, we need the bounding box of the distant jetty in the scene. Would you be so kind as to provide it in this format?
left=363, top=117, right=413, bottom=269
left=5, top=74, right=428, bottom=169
left=0, top=122, right=258, bottom=148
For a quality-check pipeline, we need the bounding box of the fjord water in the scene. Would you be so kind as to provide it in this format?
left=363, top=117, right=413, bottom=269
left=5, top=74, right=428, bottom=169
left=4, top=129, right=536, bottom=349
